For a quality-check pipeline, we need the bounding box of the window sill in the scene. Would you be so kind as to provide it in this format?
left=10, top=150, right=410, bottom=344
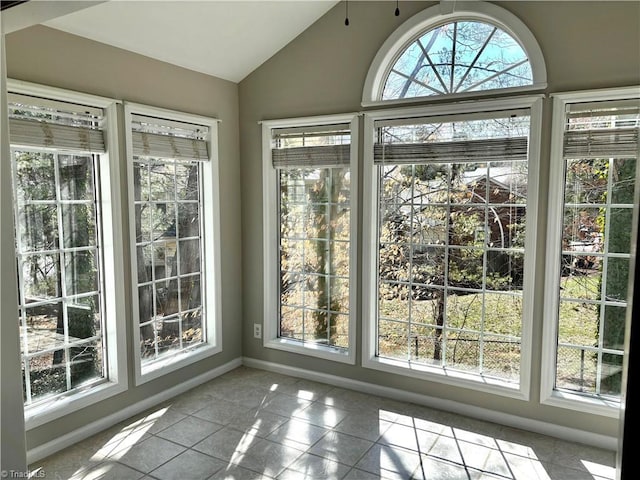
left=264, top=337, right=355, bottom=365
left=25, top=380, right=127, bottom=430
left=362, top=355, right=528, bottom=401
left=136, top=343, right=222, bottom=386
left=361, top=84, right=547, bottom=109
left=540, top=390, right=620, bottom=418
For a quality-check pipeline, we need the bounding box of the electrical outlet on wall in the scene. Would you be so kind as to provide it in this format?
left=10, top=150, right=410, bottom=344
left=253, top=323, right=262, bottom=339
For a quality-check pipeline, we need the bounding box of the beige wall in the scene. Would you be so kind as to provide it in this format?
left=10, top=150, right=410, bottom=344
left=2, top=0, right=639, bottom=458
left=4, top=25, right=242, bottom=453
left=1, top=23, right=28, bottom=472
left=238, top=0, right=640, bottom=441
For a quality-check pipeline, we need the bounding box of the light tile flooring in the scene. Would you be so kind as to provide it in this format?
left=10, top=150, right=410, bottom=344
left=30, top=367, right=617, bottom=480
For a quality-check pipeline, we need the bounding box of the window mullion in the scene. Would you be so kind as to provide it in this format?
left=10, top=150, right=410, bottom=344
left=52, top=152, right=73, bottom=393
left=595, top=159, right=616, bottom=396
left=326, top=172, right=332, bottom=346
left=407, top=165, right=416, bottom=362
left=479, top=162, right=491, bottom=375
left=449, top=22, right=457, bottom=94
left=92, top=153, right=108, bottom=376
left=442, top=164, right=452, bottom=368
left=12, top=149, right=33, bottom=405
left=302, top=192, right=307, bottom=343
left=171, top=159, right=180, bottom=351
left=453, top=27, right=497, bottom=94
left=148, top=161, right=159, bottom=361
left=197, top=162, right=206, bottom=342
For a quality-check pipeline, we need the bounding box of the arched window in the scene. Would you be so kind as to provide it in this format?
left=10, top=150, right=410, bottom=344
left=360, top=2, right=547, bottom=398
left=362, top=2, right=546, bottom=105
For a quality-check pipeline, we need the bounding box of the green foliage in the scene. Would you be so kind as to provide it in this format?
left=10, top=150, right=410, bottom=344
left=599, top=158, right=635, bottom=394
left=279, top=167, right=350, bottom=346
left=15, top=151, right=102, bottom=395
left=380, top=163, right=525, bottom=294
left=308, top=168, right=344, bottom=342
left=561, top=157, right=635, bottom=396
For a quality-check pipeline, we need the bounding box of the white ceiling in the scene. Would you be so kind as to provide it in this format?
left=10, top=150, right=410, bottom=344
left=43, top=1, right=339, bottom=83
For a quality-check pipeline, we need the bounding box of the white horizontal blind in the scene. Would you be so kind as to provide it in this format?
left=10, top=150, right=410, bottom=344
left=563, top=101, right=640, bottom=159
left=131, top=114, right=209, bottom=161
left=374, top=111, right=530, bottom=165
left=374, top=137, right=528, bottom=165
left=272, top=123, right=351, bottom=168
left=8, top=94, right=105, bottom=153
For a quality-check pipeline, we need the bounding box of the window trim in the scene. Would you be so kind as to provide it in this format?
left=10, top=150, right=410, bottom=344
left=541, top=86, right=640, bottom=418
left=261, top=113, right=359, bottom=365
left=124, top=102, right=222, bottom=386
left=362, top=95, right=544, bottom=400
left=7, top=79, right=128, bottom=430
left=361, top=2, right=547, bottom=108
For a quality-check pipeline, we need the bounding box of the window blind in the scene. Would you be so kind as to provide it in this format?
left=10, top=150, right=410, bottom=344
left=563, top=101, right=640, bottom=159
left=563, top=128, right=639, bottom=159
left=8, top=94, right=106, bottom=153
left=131, top=114, right=209, bottom=161
left=374, top=136, right=528, bottom=165
left=272, top=123, right=351, bottom=168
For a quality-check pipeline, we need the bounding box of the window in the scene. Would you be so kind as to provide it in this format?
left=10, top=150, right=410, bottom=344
left=125, top=103, right=221, bottom=384
left=262, top=115, right=358, bottom=363
left=360, top=3, right=546, bottom=396
left=382, top=20, right=532, bottom=100
left=363, top=98, right=541, bottom=396
left=8, top=81, right=127, bottom=427
left=543, top=87, right=640, bottom=414
left=362, top=2, right=546, bottom=106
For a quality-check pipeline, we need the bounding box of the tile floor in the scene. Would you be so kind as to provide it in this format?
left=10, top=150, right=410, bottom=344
left=29, top=366, right=617, bottom=480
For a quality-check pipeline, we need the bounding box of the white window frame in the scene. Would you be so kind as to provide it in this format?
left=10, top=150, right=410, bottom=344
left=362, top=95, right=543, bottom=400
left=7, top=80, right=128, bottom=430
left=262, top=114, right=359, bottom=364
left=361, top=1, right=547, bottom=108
left=125, top=102, right=222, bottom=385
left=541, top=86, right=640, bottom=417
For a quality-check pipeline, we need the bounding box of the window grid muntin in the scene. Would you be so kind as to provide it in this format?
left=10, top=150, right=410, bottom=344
left=277, top=166, right=351, bottom=348
left=382, top=20, right=533, bottom=101
left=375, top=120, right=528, bottom=381
left=12, top=148, right=107, bottom=406
left=134, top=155, right=206, bottom=364
left=556, top=156, right=634, bottom=399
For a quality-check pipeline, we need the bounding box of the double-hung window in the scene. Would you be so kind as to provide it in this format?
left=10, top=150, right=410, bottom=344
left=543, top=87, right=640, bottom=414
left=8, top=81, right=126, bottom=427
left=262, top=115, right=358, bottom=363
left=125, top=103, right=222, bottom=384
left=363, top=98, right=542, bottom=396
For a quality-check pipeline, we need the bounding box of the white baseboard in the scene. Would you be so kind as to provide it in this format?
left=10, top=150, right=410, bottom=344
left=27, top=357, right=242, bottom=464
left=242, top=356, right=618, bottom=452
left=27, top=354, right=616, bottom=465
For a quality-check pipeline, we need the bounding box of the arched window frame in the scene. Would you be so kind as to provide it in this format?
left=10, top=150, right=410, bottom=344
left=360, top=2, right=548, bottom=400
left=362, top=1, right=547, bottom=107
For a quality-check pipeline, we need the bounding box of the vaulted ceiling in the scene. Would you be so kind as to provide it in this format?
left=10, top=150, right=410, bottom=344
left=4, top=1, right=340, bottom=83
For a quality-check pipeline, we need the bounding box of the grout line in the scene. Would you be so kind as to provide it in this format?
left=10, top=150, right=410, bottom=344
left=31, top=366, right=617, bottom=480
